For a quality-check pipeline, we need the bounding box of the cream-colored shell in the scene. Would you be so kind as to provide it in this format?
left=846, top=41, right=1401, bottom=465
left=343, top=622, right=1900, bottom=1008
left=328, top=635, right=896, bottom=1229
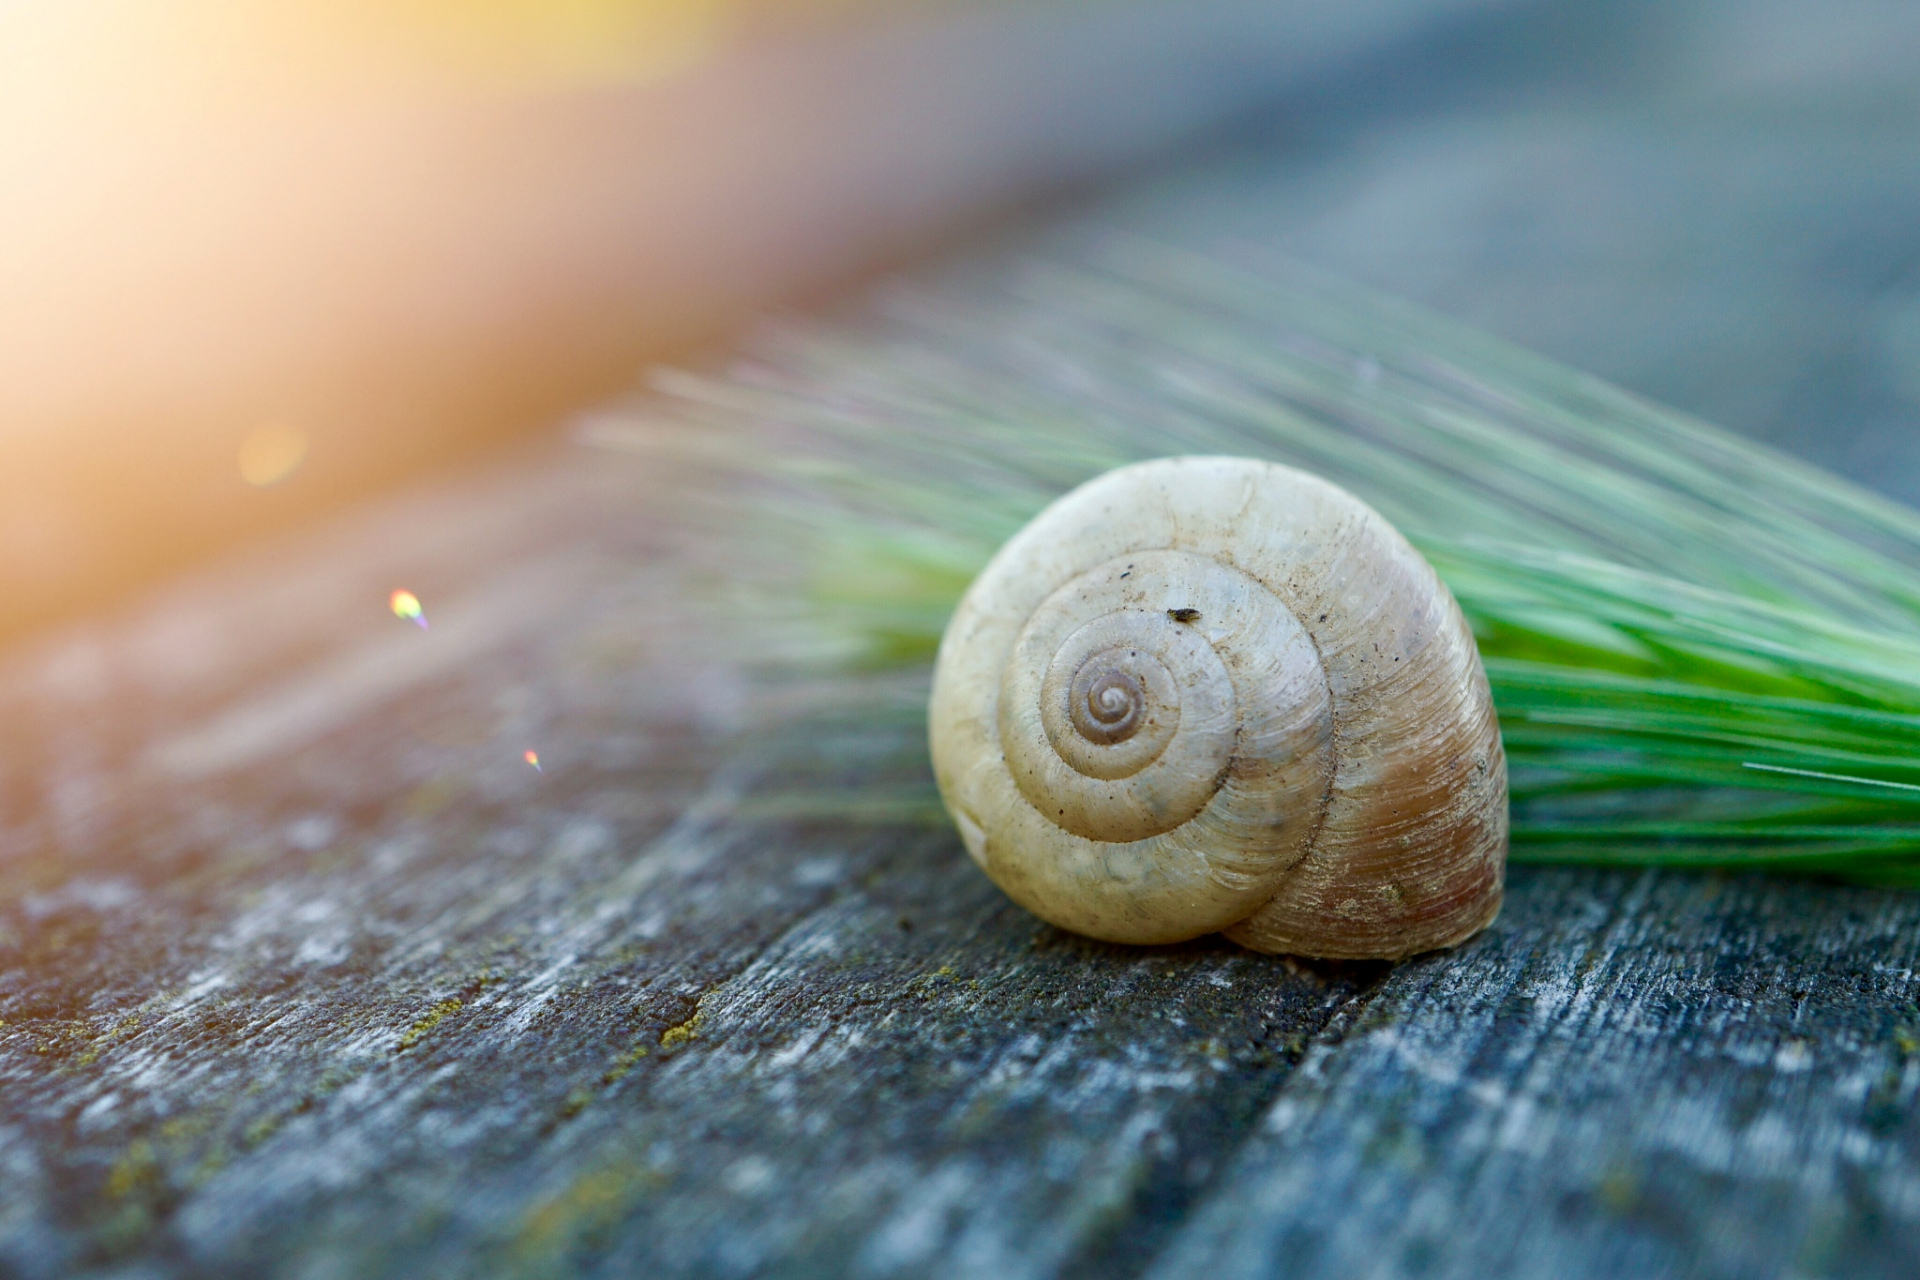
left=927, top=456, right=1505, bottom=960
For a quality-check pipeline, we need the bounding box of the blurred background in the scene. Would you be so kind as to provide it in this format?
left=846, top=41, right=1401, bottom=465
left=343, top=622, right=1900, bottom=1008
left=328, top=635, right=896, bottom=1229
left=4, top=0, right=1919, bottom=646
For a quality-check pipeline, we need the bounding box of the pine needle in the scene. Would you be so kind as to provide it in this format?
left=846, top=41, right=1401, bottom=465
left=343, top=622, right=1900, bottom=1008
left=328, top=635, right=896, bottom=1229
left=590, top=232, right=1920, bottom=882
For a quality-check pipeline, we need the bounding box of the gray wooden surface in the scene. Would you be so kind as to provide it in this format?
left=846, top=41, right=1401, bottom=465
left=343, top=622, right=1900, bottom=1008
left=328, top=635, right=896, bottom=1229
left=8, top=3, right=1920, bottom=1277
left=6, top=437, right=1920, bottom=1280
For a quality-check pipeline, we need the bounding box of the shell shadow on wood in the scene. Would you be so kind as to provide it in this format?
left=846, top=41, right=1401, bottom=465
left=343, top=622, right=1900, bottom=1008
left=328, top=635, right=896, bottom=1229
left=928, top=456, right=1506, bottom=959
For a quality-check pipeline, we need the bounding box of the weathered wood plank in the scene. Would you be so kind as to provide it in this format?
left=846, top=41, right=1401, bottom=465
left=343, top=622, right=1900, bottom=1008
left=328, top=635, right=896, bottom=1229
left=0, top=438, right=1378, bottom=1278
left=1150, top=868, right=1920, bottom=1280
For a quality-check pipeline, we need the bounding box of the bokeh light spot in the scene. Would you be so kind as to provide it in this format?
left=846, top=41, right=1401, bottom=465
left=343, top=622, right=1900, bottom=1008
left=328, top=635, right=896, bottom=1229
left=390, top=589, right=428, bottom=628
left=238, top=423, right=310, bottom=486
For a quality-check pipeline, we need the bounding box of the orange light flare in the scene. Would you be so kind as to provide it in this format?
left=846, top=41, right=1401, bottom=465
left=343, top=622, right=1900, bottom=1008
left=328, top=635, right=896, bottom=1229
left=0, top=0, right=754, bottom=635
left=524, top=749, right=543, bottom=772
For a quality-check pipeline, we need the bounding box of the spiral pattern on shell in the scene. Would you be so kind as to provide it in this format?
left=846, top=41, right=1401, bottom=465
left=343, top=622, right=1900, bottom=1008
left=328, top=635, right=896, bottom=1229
left=928, top=457, right=1506, bottom=959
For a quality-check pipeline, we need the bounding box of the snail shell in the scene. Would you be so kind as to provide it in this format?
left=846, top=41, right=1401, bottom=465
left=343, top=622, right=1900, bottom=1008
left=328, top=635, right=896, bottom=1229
left=928, top=457, right=1505, bottom=960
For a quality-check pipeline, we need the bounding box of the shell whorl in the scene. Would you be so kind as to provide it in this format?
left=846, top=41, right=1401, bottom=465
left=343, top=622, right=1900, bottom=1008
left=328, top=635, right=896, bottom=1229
left=928, top=456, right=1506, bottom=960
